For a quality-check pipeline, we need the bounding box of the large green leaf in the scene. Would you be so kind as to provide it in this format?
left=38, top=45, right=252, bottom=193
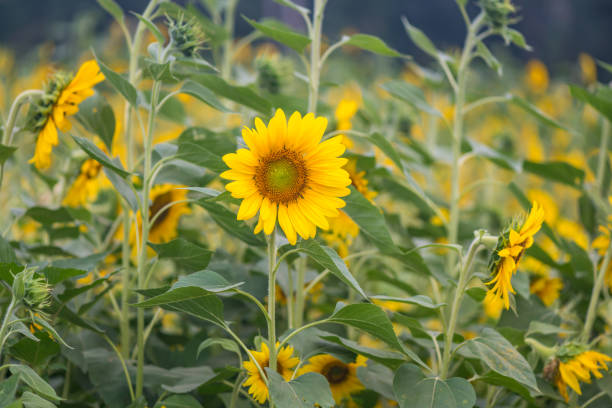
left=381, top=80, right=441, bottom=117
left=94, top=57, right=138, bottom=107
left=393, top=364, right=455, bottom=408
left=267, top=371, right=334, bottom=408
left=97, top=0, right=123, bottom=23
left=9, top=365, right=59, bottom=401
left=510, top=95, right=572, bottom=132
left=401, top=17, right=438, bottom=57
left=149, top=239, right=213, bottom=272
left=192, top=74, right=272, bottom=114
left=342, top=187, right=399, bottom=255
left=41, top=266, right=86, bottom=285
left=196, top=199, right=266, bottom=247
left=244, top=18, right=310, bottom=54
left=522, top=160, right=584, bottom=188
left=296, top=240, right=367, bottom=299
left=171, top=269, right=243, bottom=292
left=24, top=207, right=73, bottom=225
left=570, top=85, right=612, bottom=122
left=0, top=374, right=20, bottom=407
left=135, top=291, right=225, bottom=327
left=345, top=34, right=404, bottom=57
left=154, top=395, right=203, bottom=408
left=72, top=135, right=130, bottom=178
left=446, top=377, right=476, bottom=408
left=0, top=236, right=17, bottom=264
left=0, top=144, right=17, bottom=165
left=75, top=93, right=116, bottom=152
left=352, top=132, right=404, bottom=172
left=321, top=335, right=406, bottom=370
left=329, top=303, right=403, bottom=352
left=21, top=391, right=56, bottom=408
left=176, top=128, right=232, bottom=174
left=180, top=80, right=230, bottom=113
left=458, top=328, right=538, bottom=391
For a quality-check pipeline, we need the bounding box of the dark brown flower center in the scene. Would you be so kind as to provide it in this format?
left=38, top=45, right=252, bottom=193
left=322, top=361, right=349, bottom=384
left=254, top=148, right=308, bottom=204
left=149, top=191, right=174, bottom=227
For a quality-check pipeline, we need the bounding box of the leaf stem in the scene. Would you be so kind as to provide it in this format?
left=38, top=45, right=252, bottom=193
left=580, top=237, right=612, bottom=342
left=266, top=230, right=278, bottom=408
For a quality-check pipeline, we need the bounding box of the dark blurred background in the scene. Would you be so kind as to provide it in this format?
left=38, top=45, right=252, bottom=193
left=0, top=0, right=610, bottom=77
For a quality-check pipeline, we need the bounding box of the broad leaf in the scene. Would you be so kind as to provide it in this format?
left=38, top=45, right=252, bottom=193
left=9, top=365, right=59, bottom=401
left=180, top=80, right=230, bottom=113
left=522, top=160, right=584, bottom=188
left=244, top=18, right=310, bottom=54
left=267, top=370, right=334, bottom=408
left=570, top=85, right=612, bottom=123
left=196, top=199, right=266, bottom=247
left=75, top=94, right=116, bottom=152
left=345, top=34, right=403, bottom=57
left=192, top=74, right=272, bottom=114
left=149, top=239, right=213, bottom=272
left=72, top=135, right=130, bottom=178
left=94, top=57, right=138, bottom=107
left=401, top=17, right=438, bottom=57
left=0, top=144, right=17, bottom=165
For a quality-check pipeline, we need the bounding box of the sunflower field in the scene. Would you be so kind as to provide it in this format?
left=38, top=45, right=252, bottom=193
left=1, top=0, right=612, bottom=407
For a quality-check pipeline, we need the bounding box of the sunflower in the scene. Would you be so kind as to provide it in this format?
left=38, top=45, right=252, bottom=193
left=299, top=354, right=367, bottom=404
left=525, top=59, right=549, bottom=94
left=333, top=85, right=362, bottom=149
left=63, top=157, right=108, bottom=207
left=29, top=60, right=104, bottom=170
left=243, top=342, right=299, bottom=404
left=146, top=184, right=191, bottom=244
left=530, top=276, right=563, bottom=306
left=550, top=347, right=612, bottom=402
left=485, top=201, right=544, bottom=309
left=221, top=109, right=351, bottom=245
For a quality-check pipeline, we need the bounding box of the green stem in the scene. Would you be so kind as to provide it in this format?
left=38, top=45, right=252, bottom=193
left=596, top=118, right=610, bottom=195
left=440, top=236, right=483, bottom=379
left=267, top=231, right=278, bottom=404
left=62, top=361, right=71, bottom=399
left=278, top=319, right=329, bottom=350
left=287, top=264, right=294, bottom=329
left=307, top=0, right=327, bottom=114
left=294, top=256, right=306, bottom=327
left=135, top=79, right=161, bottom=398
left=0, top=297, right=16, bottom=358
left=221, top=0, right=238, bottom=81
left=580, top=238, right=612, bottom=342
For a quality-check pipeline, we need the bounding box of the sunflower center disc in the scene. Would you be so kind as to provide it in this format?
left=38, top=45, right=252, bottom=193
left=255, top=148, right=307, bottom=204
left=323, top=363, right=349, bottom=384
left=149, top=191, right=174, bottom=226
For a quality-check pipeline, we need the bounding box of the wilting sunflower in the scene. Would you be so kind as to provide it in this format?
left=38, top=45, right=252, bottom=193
left=546, top=345, right=612, bottom=402
left=243, top=342, right=299, bottom=404
left=63, top=157, right=107, bottom=207
left=299, top=354, right=367, bottom=404
left=485, top=201, right=544, bottom=309
left=29, top=60, right=104, bottom=170
left=221, top=109, right=351, bottom=245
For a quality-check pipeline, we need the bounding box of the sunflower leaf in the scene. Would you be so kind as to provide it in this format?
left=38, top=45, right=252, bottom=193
left=267, top=370, right=334, bottom=408
left=148, top=239, right=213, bottom=272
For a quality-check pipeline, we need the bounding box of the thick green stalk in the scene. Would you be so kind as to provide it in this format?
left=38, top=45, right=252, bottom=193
left=307, top=0, right=326, bottom=114
left=581, top=238, right=612, bottom=342
left=135, top=79, right=161, bottom=398
left=293, top=257, right=306, bottom=327
left=596, top=119, right=610, bottom=195
left=267, top=231, right=278, bottom=408
left=440, top=237, right=482, bottom=379
left=119, top=0, right=160, bottom=360
left=221, top=0, right=238, bottom=81
left=0, top=298, right=16, bottom=358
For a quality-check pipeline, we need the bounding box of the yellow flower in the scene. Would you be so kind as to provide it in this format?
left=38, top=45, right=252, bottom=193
left=63, top=157, right=107, bottom=207
left=483, top=292, right=504, bottom=319
left=332, top=84, right=362, bottom=148
left=556, top=218, right=588, bottom=250
left=530, top=276, right=563, bottom=306
left=321, top=211, right=359, bottom=258
left=485, top=202, right=544, bottom=309
left=221, top=109, right=351, bottom=245
left=554, top=350, right=611, bottom=402
left=30, top=60, right=104, bottom=169
left=527, top=189, right=557, bottom=226
left=345, top=158, right=377, bottom=201
left=243, top=342, right=299, bottom=404
left=525, top=59, right=549, bottom=94
left=299, top=354, right=367, bottom=404
left=579, top=53, right=597, bottom=85
left=146, top=185, right=191, bottom=244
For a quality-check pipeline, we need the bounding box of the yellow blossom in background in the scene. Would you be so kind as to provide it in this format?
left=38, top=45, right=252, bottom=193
left=578, top=53, right=597, bottom=85
left=221, top=109, right=351, bottom=245
left=299, top=354, right=367, bottom=404
left=321, top=211, right=359, bottom=258
left=146, top=185, right=191, bottom=244
left=485, top=202, right=545, bottom=309
left=556, top=218, right=589, bottom=250
left=332, top=84, right=362, bottom=149
left=554, top=350, right=611, bottom=402
left=30, top=60, right=104, bottom=170
left=527, top=189, right=557, bottom=226
left=525, top=59, right=549, bottom=94
left=530, top=275, right=563, bottom=306
left=521, top=123, right=545, bottom=162
left=63, top=157, right=108, bottom=207
left=243, top=342, right=299, bottom=404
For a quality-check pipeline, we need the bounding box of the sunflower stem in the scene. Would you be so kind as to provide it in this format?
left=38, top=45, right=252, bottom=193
left=596, top=118, right=610, bottom=196
left=221, top=0, right=238, bottom=81
left=294, top=256, right=306, bottom=327
left=307, top=0, right=327, bottom=114
left=267, top=230, right=278, bottom=408
left=440, top=235, right=483, bottom=379
left=0, top=297, right=16, bottom=359
left=580, top=236, right=612, bottom=343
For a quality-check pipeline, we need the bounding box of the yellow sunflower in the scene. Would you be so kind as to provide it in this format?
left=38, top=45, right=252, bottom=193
left=30, top=60, right=104, bottom=170
left=221, top=109, right=351, bottom=245
left=552, top=349, right=611, bottom=402
left=485, top=201, right=544, bottom=309
left=299, top=354, right=367, bottom=404
left=530, top=276, right=563, bottom=307
left=63, top=157, right=108, bottom=207
left=243, top=342, right=299, bottom=404
left=145, top=184, right=191, bottom=244
left=525, top=59, right=549, bottom=94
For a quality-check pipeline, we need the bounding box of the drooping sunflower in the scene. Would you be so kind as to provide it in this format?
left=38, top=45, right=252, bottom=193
left=299, top=354, right=367, bottom=404
left=221, top=109, right=351, bottom=245
left=63, top=157, right=107, bottom=207
left=485, top=201, right=544, bottom=309
left=29, top=60, right=104, bottom=170
left=243, top=342, right=299, bottom=404
left=547, top=346, right=612, bottom=402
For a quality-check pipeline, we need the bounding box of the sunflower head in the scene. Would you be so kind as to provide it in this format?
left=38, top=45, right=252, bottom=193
left=147, top=184, right=191, bottom=244
left=479, top=0, right=517, bottom=29
left=13, top=268, right=51, bottom=314
left=167, top=13, right=206, bottom=57
left=299, top=354, right=366, bottom=404
left=221, top=109, right=351, bottom=245
left=26, top=71, right=73, bottom=133
left=243, top=342, right=299, bottom=404
left=255, top=53, right=293, bottom=95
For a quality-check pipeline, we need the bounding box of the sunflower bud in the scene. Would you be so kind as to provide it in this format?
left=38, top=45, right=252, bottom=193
left=167, top=13, right=206, bottom=58
left=255, top=54, right=293, bottom=95
left=478, top=0, right=517, bottom=30
left=13, top=268, right=51, bottom=313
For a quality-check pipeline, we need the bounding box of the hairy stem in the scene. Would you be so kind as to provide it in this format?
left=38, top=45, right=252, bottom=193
left=581, top=238, right=612, bottom=342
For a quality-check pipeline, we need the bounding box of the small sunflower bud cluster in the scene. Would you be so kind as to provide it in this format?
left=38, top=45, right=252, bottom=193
left=26, top=72, right=72, bottom=133
left=167, top=13, right=206, bottom=58
left=255, top=54, right=294, bottom=95
left=478, top=0, right=517, bottom=30
left=12, top=268, right=51, bottom=313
